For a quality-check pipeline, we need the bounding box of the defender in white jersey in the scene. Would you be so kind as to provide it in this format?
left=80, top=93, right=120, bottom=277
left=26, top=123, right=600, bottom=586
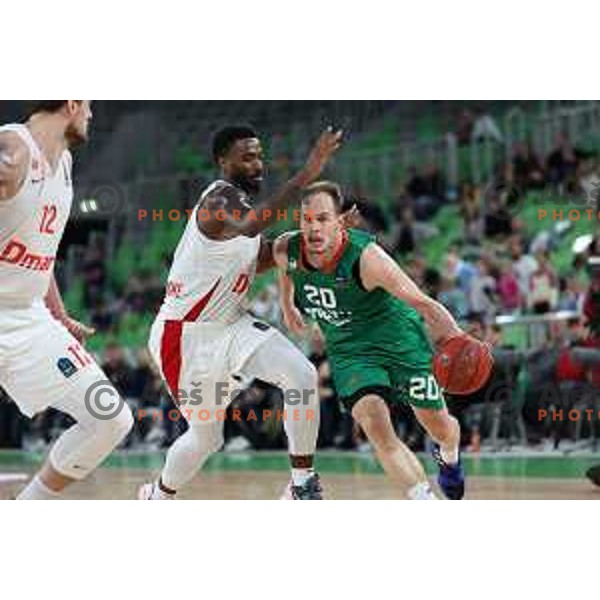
left=140, top=125, right=342, bottom=500
left=0, top=101, right=133, bottom=500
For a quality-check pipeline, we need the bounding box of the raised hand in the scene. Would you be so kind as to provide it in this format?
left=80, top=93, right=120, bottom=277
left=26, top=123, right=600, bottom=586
left=300, top=127, right=343, bottom=183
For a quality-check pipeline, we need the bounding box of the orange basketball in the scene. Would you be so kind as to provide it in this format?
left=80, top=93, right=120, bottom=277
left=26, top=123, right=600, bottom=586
left=432, top=334, right=494, bottom=395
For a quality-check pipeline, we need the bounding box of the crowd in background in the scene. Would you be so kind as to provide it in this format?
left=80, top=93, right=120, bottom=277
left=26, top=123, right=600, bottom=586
left=1, top=130, right=600, bottom=455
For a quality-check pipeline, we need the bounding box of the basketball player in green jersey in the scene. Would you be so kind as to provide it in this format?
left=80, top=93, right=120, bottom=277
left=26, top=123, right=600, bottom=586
left=274, top=181, right=467, bottom=500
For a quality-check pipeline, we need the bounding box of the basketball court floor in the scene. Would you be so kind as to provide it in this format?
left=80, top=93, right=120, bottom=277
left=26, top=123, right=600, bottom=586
left=1, top=450, right=600, bottom=499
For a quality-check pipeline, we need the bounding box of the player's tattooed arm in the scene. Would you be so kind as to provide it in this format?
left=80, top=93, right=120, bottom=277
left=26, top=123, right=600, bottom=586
left=45, top=275, right=96, bottom=344
left=198, top=128, right=343, bottom=239
left=274, top=233, right=307, bottom=336
left=0, top=133, right=29, bottom=201
left=360, top=243, right=463, bottom=346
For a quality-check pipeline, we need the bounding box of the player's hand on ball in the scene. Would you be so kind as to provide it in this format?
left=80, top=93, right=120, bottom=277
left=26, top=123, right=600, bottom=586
left=302, top=127, right=343, bottom=182
left=432, top=332, right=493, bottom=395
left=63, top=317, right=96, bottom=344
left=283, top=306, right=307, bottom=336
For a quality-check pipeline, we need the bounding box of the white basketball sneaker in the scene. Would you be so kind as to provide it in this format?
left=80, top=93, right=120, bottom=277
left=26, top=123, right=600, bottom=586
left=137, top=482, right=175, bottom=500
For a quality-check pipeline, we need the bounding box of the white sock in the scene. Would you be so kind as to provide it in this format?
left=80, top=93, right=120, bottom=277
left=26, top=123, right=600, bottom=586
left=440, top=445, right=459, bottom=466
left=291, top=468, right=314, bottom=486
left=16, top=476, right=62, bottom=500
left=407, top=481, right=437, bottom=500
left=150, top=481, right=175, bottom=500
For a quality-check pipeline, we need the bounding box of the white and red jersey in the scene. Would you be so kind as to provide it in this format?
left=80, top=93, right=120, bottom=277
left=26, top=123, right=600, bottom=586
left=0, top=123, right=73, bottom=307
left=157, top=180, right=261, bottom=324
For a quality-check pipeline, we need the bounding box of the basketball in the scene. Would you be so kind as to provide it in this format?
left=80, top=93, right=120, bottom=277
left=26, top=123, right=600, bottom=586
left=432, top=334, right=494, bottom=395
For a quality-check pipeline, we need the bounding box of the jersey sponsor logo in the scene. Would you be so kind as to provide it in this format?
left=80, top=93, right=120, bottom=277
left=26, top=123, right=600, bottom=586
left=304, top=306, right=352, bottom=327
left=166, top=281, right=184, bottom=298
left=57, top=357, right=78, bottom=379
left=303, top=284, right=352, bottom=326
left=0, top=239, right=56, bottom=272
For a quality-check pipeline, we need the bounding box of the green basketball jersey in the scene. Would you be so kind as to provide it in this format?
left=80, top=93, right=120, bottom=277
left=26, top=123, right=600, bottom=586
left=286, top=228, right=433, bottom=370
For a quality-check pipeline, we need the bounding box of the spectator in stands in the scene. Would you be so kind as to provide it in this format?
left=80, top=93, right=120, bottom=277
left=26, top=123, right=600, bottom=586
left=405, top=163, right=445, bottom=220
left=484, top=181, right=514, bottom=238
left=445, top=246, right=477, bottom=296
left=459, top=181, right=483, bottom=244
left=471, top=106, right=504, bottom=144
left=101, top=343, right=137, bottom=399
left=455, top=109, right=474, bottom=146
left=469, top=255, right=498, bottom=321
left=124, top=274, right=146, bottom=313
left=497, top=259, right=521, bottom=313
left=389, top=205, right=438, bottom=255
left=351, top=198, right=388, bottom=235
left=406, top=165, right=427, bottom=199
left=512, top=142, right=544, bottom=191
left=90, top=299, right=115, bottom=333
left=555, top=318, right=590, bottom=384
left=485, top=323, right=504, bottom=347
left=583, top=258, right=600, bottom=343
left=545, top=132, right=582, bottom=188
left=558, top=276, right=586, bottom=312
left=509, top=235, right=538, bottom=301
left=82, top=244, right=107, bottom=309
left=404, top=254, right=427, bottom=289
left=438, top=276, right=469, bottom=320
left=422, top=162, right=446, bottom=202
left=528, top=251, right=558, bottom=314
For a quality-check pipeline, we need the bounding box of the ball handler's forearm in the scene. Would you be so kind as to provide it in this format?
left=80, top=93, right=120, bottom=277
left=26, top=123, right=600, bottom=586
left=360, top=243, right=462, bottom=346
left=408, top=296, right=462, bottom=346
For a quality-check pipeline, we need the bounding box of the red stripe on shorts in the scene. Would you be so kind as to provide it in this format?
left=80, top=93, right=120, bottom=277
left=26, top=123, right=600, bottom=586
left=160, top=320, right=184, bottom=397
left=160, top=278, right=222, bottom=397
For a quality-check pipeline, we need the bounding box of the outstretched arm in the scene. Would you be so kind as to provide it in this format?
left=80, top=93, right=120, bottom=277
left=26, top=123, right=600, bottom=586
left=360, top=244, right=462, bottom=345
left=274, top=233, right=307, bottom=336
left=0, top=132, right=29, bottom=201
left=199, top=128, right=343, bottom=240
